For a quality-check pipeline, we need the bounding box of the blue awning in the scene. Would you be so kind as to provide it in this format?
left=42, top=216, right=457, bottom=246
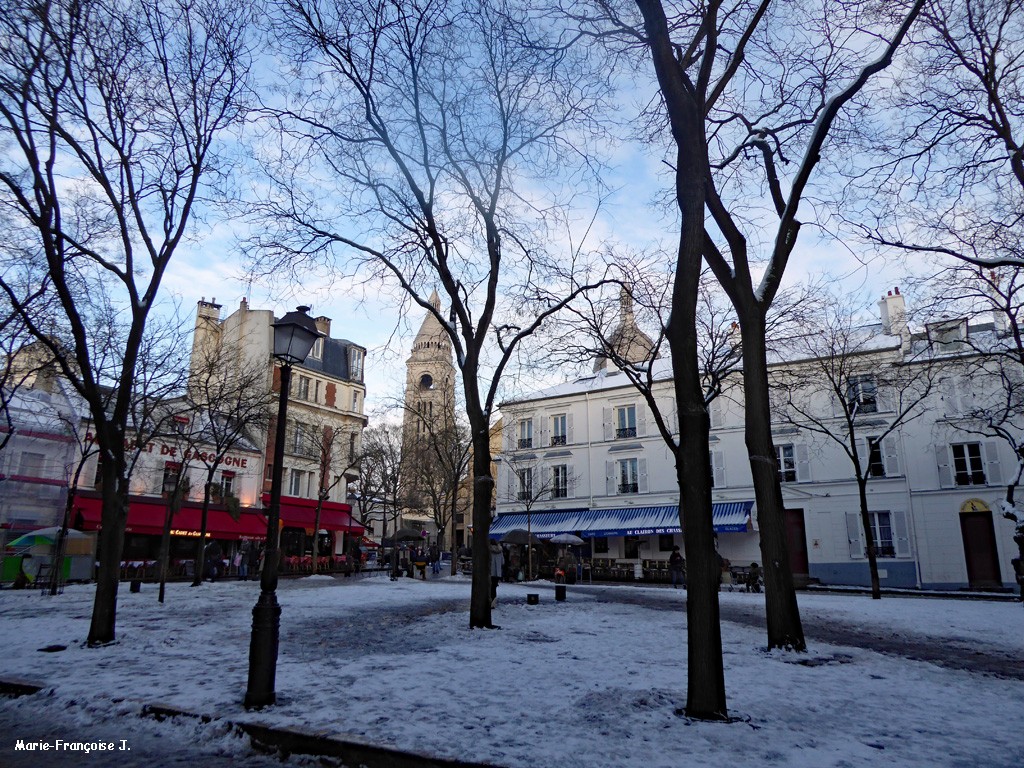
left=489, top=502, right=753, bottom=539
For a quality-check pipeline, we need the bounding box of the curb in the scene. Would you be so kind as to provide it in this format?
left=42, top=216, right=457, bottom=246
left=0, top=683, right=500, bottom=768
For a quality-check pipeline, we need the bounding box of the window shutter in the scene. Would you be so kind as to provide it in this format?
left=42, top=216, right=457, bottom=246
left=603, top=408, right=613, bottom=441
left=566, top=413, right=574, bottom=444
left=935, top=444, right=953, bottom=488
left=605, top=460, right=615, bottom=496
left=637, top=403, right=648, bottom=437
left=892, top=510, right=912, bottom=557
left=983, top=442, right=1002, bottom=485
left=504, top=423, right=515, bottom=453
left=638, top=458, right=649, bottom=493
left=505, top=465, right=515, bottom=502
left=846, top=512, right=863, bottom=558
left=795, top=444, right=811, bottom=482
left=712, top=451, right=726, bottom=488
left=882, top=436, right=901, bottom=477
left=876, top=385, right=893, bottom=414
left=537, top=417, right=548, bottom=448
left=670, top=403, right=679, bottom=435
left=709, top=398, right=724, bottom=429
left=941, top=378, right=958, bottom=417
left=567, top=466, right=575, bottom=498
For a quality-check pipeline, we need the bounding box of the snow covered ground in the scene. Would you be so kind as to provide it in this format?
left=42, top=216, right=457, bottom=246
left=0, top=574, right=1021, bottom=767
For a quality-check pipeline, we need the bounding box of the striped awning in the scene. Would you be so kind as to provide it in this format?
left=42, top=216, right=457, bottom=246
left=489, top=502, right=753, bottom=539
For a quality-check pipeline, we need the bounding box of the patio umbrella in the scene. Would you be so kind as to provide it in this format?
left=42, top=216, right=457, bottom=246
left=393, top=527, right=426, bottom=542
left=499, top=528, right=541, bottom=545
left=548, top=533, right=584, bottom=545
left=6, top=528, right=89, bottom=549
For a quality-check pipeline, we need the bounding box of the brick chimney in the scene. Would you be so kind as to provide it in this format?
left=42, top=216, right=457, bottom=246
left=315, top=315, right=332, bottom=338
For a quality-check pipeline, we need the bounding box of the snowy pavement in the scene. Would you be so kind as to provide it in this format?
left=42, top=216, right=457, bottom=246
left=0, top=574, right=1021, bottom=768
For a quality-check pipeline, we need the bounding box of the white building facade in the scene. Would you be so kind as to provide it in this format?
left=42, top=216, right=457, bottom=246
left=495, top=293, right=1019, bottom=591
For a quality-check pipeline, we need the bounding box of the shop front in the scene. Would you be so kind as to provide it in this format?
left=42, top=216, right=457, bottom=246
left=261, top=493, right=366, bottom=572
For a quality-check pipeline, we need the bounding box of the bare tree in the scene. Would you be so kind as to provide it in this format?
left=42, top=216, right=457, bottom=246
left=304, top=418, right=361, bottom=573
left=252, top=0, right=610, bottom=628
left=178, top=353, right=273, bottom=586
left=0, top=0, right=252, bottom=644
left=771, top=289, right=937, bottom=599
left=355, top=422, right=409, bottom=579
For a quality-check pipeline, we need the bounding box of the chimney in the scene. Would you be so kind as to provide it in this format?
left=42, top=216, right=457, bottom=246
left=878, top=287, right=907, bottom=337
left=315, top=315, right=332, bottom=339
left=196, top=296, right=222, bottom=321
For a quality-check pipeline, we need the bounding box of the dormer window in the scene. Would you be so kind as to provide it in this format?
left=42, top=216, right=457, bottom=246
left=349, top=347, right=365, bottom=382
left=310, top=336, right=324, bottom=360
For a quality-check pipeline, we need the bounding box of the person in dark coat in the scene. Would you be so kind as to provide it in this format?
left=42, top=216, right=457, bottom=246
left=204, top=539, right=223, bottom=581
left=668, top=545, right=685, bottom=589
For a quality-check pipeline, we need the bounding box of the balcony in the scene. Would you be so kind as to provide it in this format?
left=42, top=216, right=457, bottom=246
left=615, top=427, right=637, bottom=439
left=550, top=435, right=567, bottom=446
left=518, top=438, right=533, bottom=449
left=517, top=490, right=532, bottom=501
left=551, top=487, right=568, bottom=499
left=618, top=482, right=639, bottom=494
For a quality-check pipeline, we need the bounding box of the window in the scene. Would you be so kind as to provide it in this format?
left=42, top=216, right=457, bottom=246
left=952, top=442, right=986, bottom=486
left=162, top=462, right=181, bottom=495
left=616, top=405, right=637, bottom=439
left=297, top=375, right=311, bottom=400
left=265, top=463, right=274, bottom=481
left=292, top=422, right=306, bottom=453
left=618, top=458, right=639, bottom=494
left=552, top=464, right=568, bottom=499
left=349, top=432, right=357, bottom=461
left=593, top=537, right=609, bottom=554
left=314, top=379, right=321, bottom=403
left=868, top=512, right=895, bottom=558
left=352, top=390, right=360, bottom=413
left=517, top=468, right=534, bottom=501
left=349, top=348, right=364, bottom=382
left=18, top=452, right=45, bottom=478
left=658, top=534, right=675, bottom=552
left=861, top=437, right=885, bottom=478
left=518, top=419, right=533, bottom=449
left=289, top=468, right=306, bottom=496
left=846, top=375, right=878, bottom=414
left=551, top=414, right=567, bottom=446
left=776, top=444, right=797, bottom=483
left=623, top=535, right=640, bottom=559
left=709, top=451, right=726, bottom=488
left=220, top=471, right=235, bottom=496
left=172, top=415, right=190, bottom=434
left=310, top=336, right=324, bottom=360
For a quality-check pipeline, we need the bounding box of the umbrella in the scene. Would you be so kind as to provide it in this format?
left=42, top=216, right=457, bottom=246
left=499, top=528, right=541, bottom=545
left=393, top=527, right=426, bottom=542
left=548, top=533, right=584, bottom=546
left=6, top=527, right=89, bottom=549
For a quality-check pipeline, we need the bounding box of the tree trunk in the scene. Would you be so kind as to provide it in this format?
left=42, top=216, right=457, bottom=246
left=87, top=462, right=129, bottom=645
left=468, top=418, right=495, bottom=628
left=191, top=471, right=218, bottom=586
left=738, top=315, right=806, bottom=650
left=856, top=475, right=882, bottom=599
left=312, top=496, right=325, bottom=574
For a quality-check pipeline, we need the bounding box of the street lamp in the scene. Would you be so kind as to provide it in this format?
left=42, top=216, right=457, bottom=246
left=245, top=305, right=324, bottom=708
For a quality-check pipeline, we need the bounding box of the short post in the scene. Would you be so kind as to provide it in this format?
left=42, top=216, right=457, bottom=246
left=555, top=584, right=566, bottom=601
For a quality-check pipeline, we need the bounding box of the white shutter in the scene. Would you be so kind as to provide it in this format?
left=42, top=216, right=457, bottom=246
left=566, top=413, right=574, bottom=444
left=876, top=385, right=893, bottom=414
left=882, top=436, right=901, bottom=477
left=538, top=416, right=548, bottom=448
left=891, top=510, right=912, bottom=557
left=709, top=398, right=724, bottom=429
left=567, top=465, right=576, bottom=498
left=795, top=444, right=811, bottom=482
left=505, top=465, right=515, bottom=502
left=983, top=442, right=1002, bottom=485
left=670, top=402, right=679, bottom=435
left=638, top=458, right=649, bottom=493
left=846, top=512, right=864, bottom=558
left=712, top=450, right=726, bottom=488
left=935, top=444, right=953, bottom=488
left=941, top=378, right=958, bottom=416
left=605, top=460, right=615, bottom=496
left=603, top=408, right=613, bottom=441
left=637, top=403, right=648, bottom=437
left=504, top=422, right=515, bottom=453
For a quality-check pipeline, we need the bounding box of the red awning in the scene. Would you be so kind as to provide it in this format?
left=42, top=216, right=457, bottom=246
left=260, top=494, right=365, bottom=534
left=73, top=492, right=268, bottom=540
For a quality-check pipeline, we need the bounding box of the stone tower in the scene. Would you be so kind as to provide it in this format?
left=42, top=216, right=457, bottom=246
left=593, top=286, right=657, bottom=372
left=402, top=290, right=457, bottom=450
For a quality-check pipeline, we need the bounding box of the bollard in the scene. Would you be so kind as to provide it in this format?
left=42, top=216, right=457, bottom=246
left=130, top=579, right=142, bottom=593
left=555, top=584, right=566, bottom=601
left=526, top=593, right=539, bottom=605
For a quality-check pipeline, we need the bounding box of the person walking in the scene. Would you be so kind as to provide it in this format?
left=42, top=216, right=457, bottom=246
left=237, top=540, right=251, bottom=580
left=489, top=540, right=504, bottom=608
left=668, top=545, right=685, bottom=589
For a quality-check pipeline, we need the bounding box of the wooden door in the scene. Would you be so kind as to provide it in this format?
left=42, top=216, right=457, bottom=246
left=959, top=512, right=1001, bottom=588
left=784, top=508, right=809, bottom=577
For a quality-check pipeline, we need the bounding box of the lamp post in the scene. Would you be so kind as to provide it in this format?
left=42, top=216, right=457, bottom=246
left=245, top=306, right=323, bottom=709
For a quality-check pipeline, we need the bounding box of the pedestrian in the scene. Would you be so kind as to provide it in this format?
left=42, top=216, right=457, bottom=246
left=489, top=539, right=503, bottom=608
left=669, top=545, right=685, bottom=589
left=246, top=540, right=260, bottom=580
left=204, top=539, right=223, bottom=581
left=237, top=539, right=250, bottom=580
